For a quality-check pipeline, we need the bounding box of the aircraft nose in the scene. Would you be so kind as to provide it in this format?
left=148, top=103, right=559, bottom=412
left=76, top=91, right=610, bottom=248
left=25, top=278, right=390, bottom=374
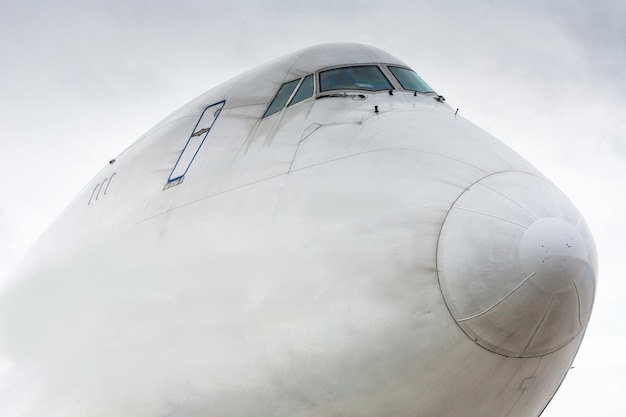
left=436, top=172, right=597, bottom=358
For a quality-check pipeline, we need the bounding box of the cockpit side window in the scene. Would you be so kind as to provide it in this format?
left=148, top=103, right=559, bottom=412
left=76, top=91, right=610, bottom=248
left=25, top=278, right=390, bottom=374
left=319, top=66, right=393, bottom=92
left=388, top=66, right=433, bottom=93
left=288, top=74, right=314, bottom=107
left=263, top=79, right=300, bottom=118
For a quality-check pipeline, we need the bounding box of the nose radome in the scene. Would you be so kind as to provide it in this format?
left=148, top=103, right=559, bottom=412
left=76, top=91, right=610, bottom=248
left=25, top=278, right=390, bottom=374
left=437, top=172, right=597, bottom=358
left=521, top=217, right=590, bottom=294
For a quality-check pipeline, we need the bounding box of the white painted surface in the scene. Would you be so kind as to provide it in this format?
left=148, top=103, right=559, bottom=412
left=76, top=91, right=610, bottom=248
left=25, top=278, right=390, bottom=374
left=0, top=44, right=598, bottom=417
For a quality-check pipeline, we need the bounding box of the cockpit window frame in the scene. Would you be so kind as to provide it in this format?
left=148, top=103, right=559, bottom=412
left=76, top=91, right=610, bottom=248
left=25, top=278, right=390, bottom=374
left=262, top=63, right=438, bottom=120
left=387, top=65, right=435, bottom=94
left=287, top=74, right=314, bottom=107
left=262, top=78, right=301, bottom=119
left=317, top=64, right=395, bottom=95
left=262, top=74, right=318, bottom=119
left=313, top=63, right=437, bottom=98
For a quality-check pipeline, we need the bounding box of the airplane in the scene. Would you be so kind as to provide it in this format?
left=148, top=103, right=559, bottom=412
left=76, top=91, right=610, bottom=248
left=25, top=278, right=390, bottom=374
left=0, top=43, right=597, bottom=417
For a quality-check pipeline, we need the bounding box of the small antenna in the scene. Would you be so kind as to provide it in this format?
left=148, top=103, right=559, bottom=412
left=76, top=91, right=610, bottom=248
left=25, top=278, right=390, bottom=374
left=454, top=108, right=459, bottom=117
left=374, top=105, right=379, bottom=113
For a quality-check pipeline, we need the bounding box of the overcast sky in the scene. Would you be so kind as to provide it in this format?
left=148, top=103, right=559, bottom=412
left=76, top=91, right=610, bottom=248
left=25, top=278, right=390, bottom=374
left=1, top=1, right=624, bottom=416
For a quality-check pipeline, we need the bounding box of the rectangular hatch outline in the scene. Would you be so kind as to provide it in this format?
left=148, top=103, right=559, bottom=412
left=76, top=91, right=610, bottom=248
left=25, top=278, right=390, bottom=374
left=167, top=100, right=226, bottom=185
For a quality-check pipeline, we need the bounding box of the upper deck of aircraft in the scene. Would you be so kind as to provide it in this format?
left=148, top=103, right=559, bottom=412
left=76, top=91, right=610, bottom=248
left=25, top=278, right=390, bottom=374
left=144, top=43, right=439, bottom=136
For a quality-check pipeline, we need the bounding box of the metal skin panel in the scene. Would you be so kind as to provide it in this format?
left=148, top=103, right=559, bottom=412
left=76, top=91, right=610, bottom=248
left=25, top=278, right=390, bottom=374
left=0, top=44, right=597, bottom=417
left=167, top=100, right=226, bottom=185
left=438, top=172, right=596, bottom=358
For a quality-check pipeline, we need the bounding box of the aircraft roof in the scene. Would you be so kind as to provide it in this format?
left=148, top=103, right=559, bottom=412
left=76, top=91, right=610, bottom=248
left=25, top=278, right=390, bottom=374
left=148, top=43, right=411, bottom=133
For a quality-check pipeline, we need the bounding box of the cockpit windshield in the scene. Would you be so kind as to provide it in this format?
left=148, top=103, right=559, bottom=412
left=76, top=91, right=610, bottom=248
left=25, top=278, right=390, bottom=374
left=263, top=79, right=300, bottom=118
left=388, top=66, right=433, bottom=93
left=319, top=66, right=393, bottom=93
left=262, top=64, right=437, bottom=119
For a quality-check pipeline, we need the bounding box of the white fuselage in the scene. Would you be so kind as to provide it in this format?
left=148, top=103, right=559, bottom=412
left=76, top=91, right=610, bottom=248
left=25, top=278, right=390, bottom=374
left=0, top=44, right=596, bottom=417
